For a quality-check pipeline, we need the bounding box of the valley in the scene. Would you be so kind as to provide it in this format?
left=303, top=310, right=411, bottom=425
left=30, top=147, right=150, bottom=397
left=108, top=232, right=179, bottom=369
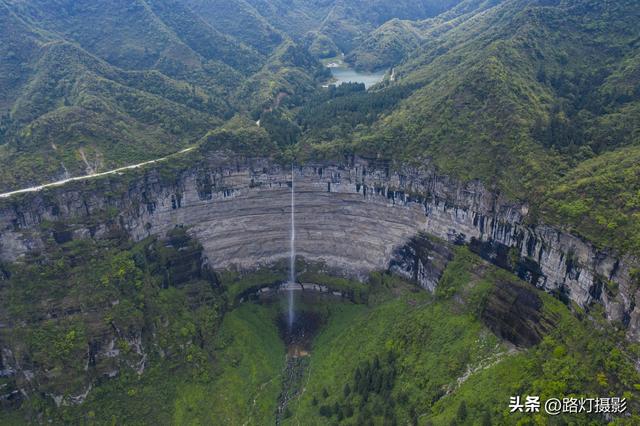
left=329, top=66, right=386, bottom=89
left=1, top=149, right=639, bottom=423
left=325, top=57, right=387, bottom=88
left=2, top=230, right=637, bottom=424
left=1, top=0, right=640, bottom=424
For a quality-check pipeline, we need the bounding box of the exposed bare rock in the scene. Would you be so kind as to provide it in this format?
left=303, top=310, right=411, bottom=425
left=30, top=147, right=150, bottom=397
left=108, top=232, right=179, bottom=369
left=0, top=152, right=638, bottom=339
left=390, top=234, right=454, bottom=293
left=481, top=279, right=557, bottom=347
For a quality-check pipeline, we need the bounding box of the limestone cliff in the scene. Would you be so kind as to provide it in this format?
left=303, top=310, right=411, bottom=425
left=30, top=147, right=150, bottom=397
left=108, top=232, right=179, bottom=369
left=0, top=152, right=638, bottom=340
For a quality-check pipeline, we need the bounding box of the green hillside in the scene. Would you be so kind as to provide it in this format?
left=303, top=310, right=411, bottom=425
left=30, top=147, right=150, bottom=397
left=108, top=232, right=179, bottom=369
left=284, top=249, right=640, bottom=425
left=302, top=0, right=465, bottom=54
left=291, top=0, right=640, bottom=254
left=0, top=0, right=326, bottom=191
left=382, top=0, right=640, bottom=252
left=346, top=0, right=502, bottom=70
left=200, top=0, right=466, bottom=58
left=183, top=0, right=285, bottom=54
left=3, top=235, right=638, bottom=424
left=4, top=0, right=262, bottom=74
left=2, top=2, right=640, bottom=421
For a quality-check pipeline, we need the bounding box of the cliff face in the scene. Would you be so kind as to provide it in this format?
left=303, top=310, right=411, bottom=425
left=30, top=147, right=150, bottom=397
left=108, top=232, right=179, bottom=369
left=1, top=152, right=638, bottom=339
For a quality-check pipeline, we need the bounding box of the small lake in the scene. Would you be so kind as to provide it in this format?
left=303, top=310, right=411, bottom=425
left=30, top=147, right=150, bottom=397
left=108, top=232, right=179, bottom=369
left=329, top=66, right=386, bottom=89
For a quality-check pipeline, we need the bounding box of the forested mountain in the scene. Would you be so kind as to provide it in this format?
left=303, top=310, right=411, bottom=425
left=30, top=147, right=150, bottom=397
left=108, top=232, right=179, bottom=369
left=346, top=0, right=503, bottom=70
left=2, top=0, right=639, bottom=251
left=293, top=0, right=640, bottom=254
left=2, top=1, right=640, bottom=424
left=182, top=0, right=285, bottom=54
left=1, top=0, right=465, bottom=192
left=399, top=0, right=640, bottom=253
left=185, top=0, right=466, bottom=58
left=0, top=0, right=324, bottom=190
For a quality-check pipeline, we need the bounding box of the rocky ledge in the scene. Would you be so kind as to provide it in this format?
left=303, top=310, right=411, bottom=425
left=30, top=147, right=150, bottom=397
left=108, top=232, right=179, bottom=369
left=0, top=152, right=638, bottom=339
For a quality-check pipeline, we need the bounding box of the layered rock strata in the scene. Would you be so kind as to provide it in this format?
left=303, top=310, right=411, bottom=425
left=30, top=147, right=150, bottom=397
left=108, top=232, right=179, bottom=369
left=0, top=152, right=638, bottom=338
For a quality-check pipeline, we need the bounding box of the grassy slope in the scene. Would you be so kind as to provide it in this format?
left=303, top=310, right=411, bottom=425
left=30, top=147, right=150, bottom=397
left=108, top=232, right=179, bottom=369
left=77, top=303, right=283, bottom=425
left=0, top=229, right=286, bottom=425
left=0, top=301, right=285, bottom=425
left=540, top=145, right=640, bottom=253
left=2, top=235, right=640, bottom=424
left=172, top=302, right=285, bottom=425
left=283, top=249, right=640, bottom=425
left=284, top=251, right=503, bottom=425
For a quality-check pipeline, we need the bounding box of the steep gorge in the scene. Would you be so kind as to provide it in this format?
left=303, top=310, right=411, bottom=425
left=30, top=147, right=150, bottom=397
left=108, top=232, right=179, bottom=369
left=1, top=151, right=638, bottom=341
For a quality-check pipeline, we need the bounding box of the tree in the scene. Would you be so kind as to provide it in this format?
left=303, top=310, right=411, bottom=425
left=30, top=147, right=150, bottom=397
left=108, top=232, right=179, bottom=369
left=373, top=355, right=381, bottom=370
left=319, top=405, right=332, bottom=417
left=456, top=400, right=468, bottom=422
left=410, top=406, right=418, bottom=426
left=481, top=411, right=491, bottom=426
left=344, top=404, right=354, bottom=418
left=344, top=383, right=351, bottom=397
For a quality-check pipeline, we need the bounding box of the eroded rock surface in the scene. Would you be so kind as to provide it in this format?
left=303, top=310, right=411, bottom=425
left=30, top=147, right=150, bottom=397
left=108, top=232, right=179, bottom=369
left=390, top=234, right=455, bottom=293
left=0, top=152, right=638, bottom=339
left=481, top=279, right=557, bottom=348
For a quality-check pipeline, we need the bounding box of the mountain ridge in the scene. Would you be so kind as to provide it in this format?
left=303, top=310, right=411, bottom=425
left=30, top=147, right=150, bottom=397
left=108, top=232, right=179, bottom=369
left=0, top=0, right=325, bottom=191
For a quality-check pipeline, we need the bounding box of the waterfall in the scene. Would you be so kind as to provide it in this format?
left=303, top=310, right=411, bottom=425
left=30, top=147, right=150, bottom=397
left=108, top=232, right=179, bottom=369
left=288, top=164, right=296, bottom=330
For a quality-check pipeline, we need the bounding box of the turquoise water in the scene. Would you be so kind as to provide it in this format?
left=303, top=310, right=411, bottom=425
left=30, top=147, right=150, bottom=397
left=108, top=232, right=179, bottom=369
left=329, top=66, right=386, bottom=89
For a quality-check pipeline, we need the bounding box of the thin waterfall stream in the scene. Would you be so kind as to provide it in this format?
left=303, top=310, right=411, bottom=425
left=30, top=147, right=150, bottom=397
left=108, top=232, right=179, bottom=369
left=276, top=165, right=337, bottom=423
left=288, top=164, right=296, bottom=330
left=277, top=165, right=303, bottom=424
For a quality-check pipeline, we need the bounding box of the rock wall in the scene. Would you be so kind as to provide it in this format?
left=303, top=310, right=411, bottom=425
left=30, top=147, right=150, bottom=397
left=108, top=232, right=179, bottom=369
left=0, top=152, right=638, bottom=339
